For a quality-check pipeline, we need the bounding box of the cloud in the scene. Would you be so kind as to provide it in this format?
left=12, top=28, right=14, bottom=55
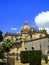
left=45, top=27, right=49, bottom=34
left=34, top=11, right=49, bottom=33
left=11, top=27, right=17, bottom=30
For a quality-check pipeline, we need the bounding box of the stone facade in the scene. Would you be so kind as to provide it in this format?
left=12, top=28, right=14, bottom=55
left=25, top=38, right=49, bottom=55
left=3, top=22, right=48, bottom=55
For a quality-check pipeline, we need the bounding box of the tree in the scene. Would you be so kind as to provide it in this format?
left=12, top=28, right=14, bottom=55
left=0, top=39, right=13, bottom=52
left=0, top=30, right=3, bottom=42
left=0, top=39, right=13, bottom=53
left=3, top=39, right=13, bottom=64
left=0, top=39, right=13, bottom=64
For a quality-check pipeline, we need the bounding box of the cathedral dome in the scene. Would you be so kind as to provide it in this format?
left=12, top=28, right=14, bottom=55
left=22, top=21, right=30, bottom=31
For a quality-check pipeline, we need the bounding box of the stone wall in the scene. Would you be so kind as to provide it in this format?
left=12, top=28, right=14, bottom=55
left=25, top=38, right=49, bottom=55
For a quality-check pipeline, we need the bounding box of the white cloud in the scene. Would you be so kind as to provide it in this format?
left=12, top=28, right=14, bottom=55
left=11, top=27, right=17, bottom=30
left=45, top=27, right=49, bottom=34
left=34, top=11, right=49, bottom=33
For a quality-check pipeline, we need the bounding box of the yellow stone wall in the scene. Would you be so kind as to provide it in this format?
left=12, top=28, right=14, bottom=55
left=32, top=33, right=46, bottom=39
left=22, top=34, right=29, bottom=40
left=10, top=41, right=25, bottom=53
left=21, top=33, right=46, bottom=40
left=4, top=35, right=16, bottom=42
left=4, top=32, right=46, bottom=55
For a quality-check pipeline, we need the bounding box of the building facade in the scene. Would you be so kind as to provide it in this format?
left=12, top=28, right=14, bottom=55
left=4, top=22, right=49, bottom=55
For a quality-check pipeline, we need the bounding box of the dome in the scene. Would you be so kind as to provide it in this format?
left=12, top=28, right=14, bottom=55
left=22, top=25, right=30, bottom=30
left=22, top=21, right=30, bottom=31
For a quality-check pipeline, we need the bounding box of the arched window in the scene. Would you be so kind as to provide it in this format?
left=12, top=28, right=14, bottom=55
left=40, top=35, right=42, bottom=38
left=31, top=47, right=34, bottom=50
left=25, top=48, right=27, bottom=50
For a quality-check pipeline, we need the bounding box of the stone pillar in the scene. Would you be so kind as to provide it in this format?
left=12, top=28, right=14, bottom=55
left=21, top=42, right=25, bottom=51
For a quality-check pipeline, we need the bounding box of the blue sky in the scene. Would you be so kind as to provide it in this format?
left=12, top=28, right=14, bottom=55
left=0, top=0, right=49, bottom=35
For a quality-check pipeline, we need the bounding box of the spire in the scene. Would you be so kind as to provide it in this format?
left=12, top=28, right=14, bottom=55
left=24, top=21, right=28, bottom=25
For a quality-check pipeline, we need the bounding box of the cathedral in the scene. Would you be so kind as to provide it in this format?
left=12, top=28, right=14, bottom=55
left=4, top=22, right=49, bottom=55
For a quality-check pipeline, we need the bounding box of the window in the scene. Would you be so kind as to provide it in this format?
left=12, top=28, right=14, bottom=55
left=25, top=48, right=27, bottom=50
left=31, top=47, right=34, bottom=50
left=40, top=35, right=42, bottom=38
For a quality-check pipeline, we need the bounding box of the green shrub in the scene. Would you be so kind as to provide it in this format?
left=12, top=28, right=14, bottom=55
left=29, top=50, right=42, bottom=65
left=20, top=50, right=42, bottom=65
left=20, top=51, right=29, bottom=63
